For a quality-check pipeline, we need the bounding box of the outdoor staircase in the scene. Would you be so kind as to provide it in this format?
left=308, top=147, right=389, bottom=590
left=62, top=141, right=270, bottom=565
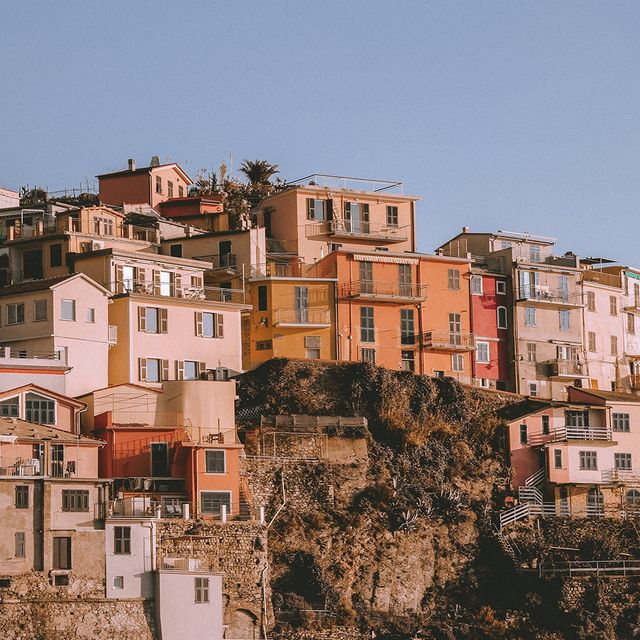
left=237, top=487, right=252, bottom=521
left=493, top=524, right=521, bottom=568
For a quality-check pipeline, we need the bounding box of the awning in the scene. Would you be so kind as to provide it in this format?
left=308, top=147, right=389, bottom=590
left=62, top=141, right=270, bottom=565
left=353, top=254, right=418, bottom=265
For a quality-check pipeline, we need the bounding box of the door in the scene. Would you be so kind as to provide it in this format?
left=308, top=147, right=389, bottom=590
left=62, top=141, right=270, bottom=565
left=150, top=443, right=169, bottom=477
left=559, top=274, right=569, bottom=302
left=359, top=261, right=373, bottom=293
left=587, top=486, right=604, bottom=517
left=294, top=286, right=309, bottom=323
left=345, top=203, right=370, bottom=234
left=559, top=486, right=569, bottom=516
left=219, top=240, right=233, bottom=268
left=449, top=313, right=462, bottom=346
left=50, top=444, right=64, bottom=477
left=22, top=249, right=43, bottom=280
left=399, top=264, right=412, bottom=297
left=159, top=271, right=172, bottom=296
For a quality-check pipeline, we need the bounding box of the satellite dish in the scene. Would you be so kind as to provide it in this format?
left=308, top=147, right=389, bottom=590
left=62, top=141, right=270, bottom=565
left=150, top=156, right=160, bottom=167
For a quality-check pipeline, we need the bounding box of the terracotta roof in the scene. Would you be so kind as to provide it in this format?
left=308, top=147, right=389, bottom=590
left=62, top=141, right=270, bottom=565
left=572, top=388, right=640, bottom=404
left=0, top=384, right=86, bottom=408
left=498, top=399, right=563, bottom=421
left=0, top=274, right=73, bottom=297
left=0, top=417, right=103, bottom=445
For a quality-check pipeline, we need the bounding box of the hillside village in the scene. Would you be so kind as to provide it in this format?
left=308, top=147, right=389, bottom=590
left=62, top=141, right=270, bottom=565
left=2, top=159, right=640, bottom=639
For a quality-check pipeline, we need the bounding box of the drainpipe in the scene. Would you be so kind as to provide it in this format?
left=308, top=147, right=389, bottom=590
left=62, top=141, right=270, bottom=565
left=469, top=274, right=476, bottom=383
left=416, top=262, right=424, bottom=375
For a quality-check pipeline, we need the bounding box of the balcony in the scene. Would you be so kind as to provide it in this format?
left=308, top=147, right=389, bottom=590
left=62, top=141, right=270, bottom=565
left=194, top=253, right=238, bottom=273
left=551, top=425, right=613, bottom=441
left=274, top=308, right=331, bottom=327
left=582, top=270, right=622, bottom=288
left=328, top=220, right=408, bottom=243
left=0, top=458, right=78, bottom=478
left=516, top=286, right=583, bottom=307
left=339, top=280, right=427, bottom=303
left=602, top=468, right=640, bottom=484
left=422, top=330, right=476, bottom=352
left=630, top=374, right=640, bottom=390
left=109, top=279, right=246, bottom=304
left=0, top=346, right=68, bottom=367
left=110, top=497, right=192, bottom=519
left=548, top=359, right=589, bottom=377
left=159, top=557, right=217, bottom=572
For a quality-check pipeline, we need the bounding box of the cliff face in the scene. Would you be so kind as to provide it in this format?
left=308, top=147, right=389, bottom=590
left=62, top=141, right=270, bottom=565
left=237, top=359, right=640, bottom=640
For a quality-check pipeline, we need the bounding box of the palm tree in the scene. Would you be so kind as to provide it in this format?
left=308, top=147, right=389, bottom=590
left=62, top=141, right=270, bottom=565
left=239, top=160, right=279, bottom=185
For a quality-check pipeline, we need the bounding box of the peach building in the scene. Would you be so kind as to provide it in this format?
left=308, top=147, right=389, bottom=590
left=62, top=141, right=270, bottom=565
left=0, top=345, right=71, bottom=395
left=157, top=195, right=228, bottom=232
left=97, top=158, right=193, bottom=211
left=258, top=175, right=419, bottom=263
left=0, top=273, right=112, bottom=397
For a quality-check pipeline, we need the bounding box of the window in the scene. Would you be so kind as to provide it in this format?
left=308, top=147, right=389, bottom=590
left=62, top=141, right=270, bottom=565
left=306, top=198, right=326, bottom=221
left=529, top=382, right=538, bottom=397
left=636, top=283, right=640, bottom=308
left=554, top=449, right=562, bottom=468
left=151, top=442, right=169, bottom=476
left=471, top=275, right=483, bottom=295
left=447, top=269, right=460, bottom=290
left=588, top=332, right=596, bottom=352
left=610, top=335, right=618, bottom=356
left=294, top=286, right=309, bottom=323
left=501, top=241, right=512, bottom=249
left=167, top=180, right=174, bottom=198
left=139, top=358, right=168, bottom=383
left=114, top=526, right=131, bottom=555
left=200, top=491, right=231, bottom=515
left=401, top=350, right=415, bottom=372
left=529, top=245, right=541, bottom=263
left=451, top=353, right=464, bottom=372
left=360, top=307, right=374, bottom=343
left=113, top=576, right=124, bottom=590
left=205, top=450, right=225, bottom=474
left=559, top=310, right=571, bottom=331
left=615, top=453, right=632, bottom=470
left=62, top=490, right=89, bottom=512
left=256, top=340, right=273, bottom=351
left=15, top=532, right=25, bottom=558
left=496, top=306, right=507, bottom=329
left=50, top=243, right=62, bottom=268
left=613, top=413, right=630, bottom=432
left=15, top=486, right=29, bottom=509
left=139, top=307, right=168, bottom=334
left=519, top=424, right=528, bottom=445
left=586, top=291, right=596, bottom=312
left=628, top=313, right=636, bottom=335
left=169, top=244, right=182, bottom=258
left=360, top=348, right=376, bottom=363
left=25, top=393, right=55, bottom=424
left=526, top=343, right=537, bottom=362
left=344, top=202, right=370, bottom=233
left=386, top=205, right=398, bottom=227
left=579, top=451, right=598, bottom=470
left=400, top=309, right=415, bottom=345
left=34, top=299, right=47, bottom=321
left=155, top=175, right=162, bottom=194
left=304, top=335, right=321, bottom=359
left=50, top=444, right=64, bottom=477
left=358, top=261, right=373, bottom=293
left=566, top=410, right=589, bottom=427
left=476, top=341, right=490, bottom=364
left=626, top=489, right=640, bottom=508
left=610, top=295, right=618, bottom=316
left=558, top=274, right=569, bottom=301
left=398, top=264, right=412, bottom=296
left=179, top=360, right=200, bottom=380
left=53, top=537, right=71, bottom=569
left=196, top=312, right=224, bottom=338
left=542, top=415, right=550, bottom=435
left=258, top=286, right=268, bottom=311
left=524, top=307, right=536, bottom=327
left=60, top=299, right=76, bottom=321
left=7, top=303, right=25, bottom=325
left=178, top=185, right=184, bottom=198
left=195, top=577, right=210, bottom=603
left=0, top=397, right=19, bottom=417
left=496, top=281, right=507, bottom=295
left=85, top=307, right=95, bottom=323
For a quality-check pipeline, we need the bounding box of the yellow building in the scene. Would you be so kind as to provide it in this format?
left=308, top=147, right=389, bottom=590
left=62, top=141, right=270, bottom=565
left=243, top=268, right=336, bottom=368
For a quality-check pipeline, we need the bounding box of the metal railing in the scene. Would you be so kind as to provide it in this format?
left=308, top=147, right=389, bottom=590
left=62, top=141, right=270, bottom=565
left=109, top=279, right=246, bottom=304
left=339, top=280, right=427, bottom=300
left=516, top=286, right=582, bottom=305
left=274, top=308, right=331, bottom=326
left=0, top=458, right=77, bottom=478
left=289, top=173, right=404, bottom=193
left=249, top=262, right=307, bottom=278
left=110, top=498, right=192, bottom=519
left=524, top=560, right=640, bottom=577
left=182, top=426, right=239, bottom=445
left=110, top=410, right=184, bottom=426
left=548, top=359, right=588, bottom=377
left=329, top=219, right=408, bottom=241
left=422, top=330, right=475, bottom=351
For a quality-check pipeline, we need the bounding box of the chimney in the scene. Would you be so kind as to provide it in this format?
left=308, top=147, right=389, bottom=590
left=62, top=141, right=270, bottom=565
left=128, top=158, right=136, bottom=172
left=462, top=226, right=470, bottom=233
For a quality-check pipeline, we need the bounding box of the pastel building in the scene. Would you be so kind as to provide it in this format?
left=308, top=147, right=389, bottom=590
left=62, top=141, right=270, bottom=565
left=0, top=274, right=112, bottom=397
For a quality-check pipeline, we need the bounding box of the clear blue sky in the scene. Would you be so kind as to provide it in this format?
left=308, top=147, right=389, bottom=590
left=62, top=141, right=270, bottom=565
left=1, top=1, right=639, bottom=262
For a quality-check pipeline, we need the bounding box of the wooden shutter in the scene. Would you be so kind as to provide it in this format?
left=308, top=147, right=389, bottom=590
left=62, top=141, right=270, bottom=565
left=326, top=199, right=333, bottom=221
left=176, top=360, right=184, bottom=380
left=216, top=313, right=224, bottom=338
left=195, top=312, right=203, bottom=336
left=198, top=362, right=206, bottom=377
left=135, top=267, right=146, bottom=288
left=161, top=360, right=169, bottom=381
left=138, top=358, right=147, bottom=382
left=159, top=308, right=168, bottom=333
left=138, top=306, right=147, bottom=332
left=173, top=273, right=180, bottom=297
left=114, top=264, right=123, bottom=294
left=153, top=270, right=160, bottom=295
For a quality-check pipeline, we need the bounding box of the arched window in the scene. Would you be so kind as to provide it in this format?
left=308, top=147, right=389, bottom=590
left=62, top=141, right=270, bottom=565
left=625, top=489, right=640, bottom=509
left=497, top=306, right=508, bottom=329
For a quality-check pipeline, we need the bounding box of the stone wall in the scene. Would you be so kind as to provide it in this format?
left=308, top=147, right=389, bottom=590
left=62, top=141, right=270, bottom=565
left=155, top=519, right=270, bottom=638
left=271, top=627, right=368, bottom=640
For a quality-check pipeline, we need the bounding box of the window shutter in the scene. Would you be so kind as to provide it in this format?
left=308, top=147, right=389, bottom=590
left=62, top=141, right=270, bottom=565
left=326, top=199, right=333, bottom=221
left=161, top=360, right=169, bottom=381
left=362, top=203, right=370, bottom=221
left=195, top=312, right=203, bottom=336
left=198, top=362, right=206, bottom=377
left=216, top=313, right=224, bottom=338
left=176, top=360, right=184, bottom=380
left=115, top=265, right=123, bottom=294
left=174, top=273, right=182, bottom=297
left=138, top=358, right=147, bottom=382
left=138, top=306, right=147, bottom=332
left=159, top=308, right=168, bottom=333
left=306, top=198, right=313, bottom=220
left=153, top=270, right=160, bottom=295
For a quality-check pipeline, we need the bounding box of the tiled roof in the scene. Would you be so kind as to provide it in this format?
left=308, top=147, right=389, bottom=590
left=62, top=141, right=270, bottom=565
left=575, top=388, right=640, bottom=403
left=0, top=274, right=72, bottom=297
left=0, top=417, right=104, bottom=444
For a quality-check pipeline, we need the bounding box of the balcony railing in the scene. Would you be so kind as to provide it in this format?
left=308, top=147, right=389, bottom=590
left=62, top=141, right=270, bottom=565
left=552, top=425, right=613, bottom=441
left=0, top=346, right=68, bottom=366
left=516, top=286, right=582, bottom=305
left=249, top=262, right=308, bottom=278
left=159, top=557, right=217, bottom=572
left=630, top=374, right=640, bottom=390
left=422, top=330, right=475, bottom=351
left=110, top=410, right=184, bottom=426
left=110, top=497, right=192, bottom=519
left=0, top=458, right=78, bottom=478
left=339, top=280, right=427, bottom=301
left=274, top=308, right=331, bottom=327
left=328, top=220, right=408, bottom=242
left=582, top=270, right=622, bottom=288
left=194, top=253, right=238, bottom=271
left=602, top=468, right=640, bottom=483
left=548, top=359, right=589, bottom=377
left=109, top=279, right=246, bottom=304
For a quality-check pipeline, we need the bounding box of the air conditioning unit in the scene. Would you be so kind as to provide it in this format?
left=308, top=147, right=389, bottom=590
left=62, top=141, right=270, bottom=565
left=92, top=240, right=105, bottom=250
